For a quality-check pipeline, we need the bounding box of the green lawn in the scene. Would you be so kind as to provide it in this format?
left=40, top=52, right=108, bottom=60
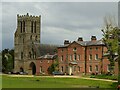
left=82, top=74, right=118, bottom=80
left=2, top=75, right=118, bottom=88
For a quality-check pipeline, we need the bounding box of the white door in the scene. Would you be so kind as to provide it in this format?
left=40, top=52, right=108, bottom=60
left=69, top=66, right=72, bottom=75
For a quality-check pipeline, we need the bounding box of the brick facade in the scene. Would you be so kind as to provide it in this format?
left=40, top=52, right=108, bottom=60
left=36, top=54, right=57, bottom=75
left=57, top=36, right=118, bottom=75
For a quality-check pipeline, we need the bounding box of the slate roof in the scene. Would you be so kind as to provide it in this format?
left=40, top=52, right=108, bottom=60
left=58, top=39, right=105, bottom=48
left=37, top=54, right=57, bottom=60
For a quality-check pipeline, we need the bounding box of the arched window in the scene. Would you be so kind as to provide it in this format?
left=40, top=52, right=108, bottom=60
left=34, top=21, right=36, bottom=33
left=21, top=52, right=23, bottom=59
left=35, top=36, right=37, bottom=41
left=30, top=35, right=32, bottom=40
left=20, top=21, right=22, bottom=33
left=31, top=21, right=33, bottom=33
left=23, top=21, right=25, bottom=32
left=29, top=52, right=31, bottom=59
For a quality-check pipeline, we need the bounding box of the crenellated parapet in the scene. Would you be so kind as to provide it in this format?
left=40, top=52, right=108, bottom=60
left=17, top=13, right=41, bottom=21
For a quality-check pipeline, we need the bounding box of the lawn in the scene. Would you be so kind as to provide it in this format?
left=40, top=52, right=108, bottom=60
left=1, top=75, right=118, bottom=88
left=82, top=74, right=118, bottom=80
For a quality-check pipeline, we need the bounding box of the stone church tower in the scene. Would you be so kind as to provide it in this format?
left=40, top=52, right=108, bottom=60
left=14, top=13, right=41, bottom=75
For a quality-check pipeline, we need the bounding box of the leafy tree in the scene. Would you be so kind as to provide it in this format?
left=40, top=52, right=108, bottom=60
left=2, top=49, right=14, bottom=73
left=102, top=25, right=119, bottom=74
left=101, top=17, right=120, bottom=84
left=48, top=57, right=59, bottom=74
left=2, top=49, right=9, bottom=72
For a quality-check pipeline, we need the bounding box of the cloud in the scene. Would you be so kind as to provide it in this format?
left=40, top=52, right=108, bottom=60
left=1, top=2, right=118, bottom=50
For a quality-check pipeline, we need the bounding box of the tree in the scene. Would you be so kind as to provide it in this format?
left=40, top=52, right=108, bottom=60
left=101, top=16, right=120, bottom=84
left=47, top=57, right=59, bottom=74
left=2, top=49, right=14, bottom=73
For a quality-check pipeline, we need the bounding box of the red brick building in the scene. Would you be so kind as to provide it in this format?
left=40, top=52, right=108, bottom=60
left=57, top=36, right=118, bottom=75
left=36, top=54, right=57, bottom=75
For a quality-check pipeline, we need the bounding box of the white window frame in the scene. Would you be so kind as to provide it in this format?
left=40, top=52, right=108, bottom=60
left=48, top=60, right=50, bottom=63
left=89, top=65, right=92, bottom=72
left=40, top=66, right=42, bottom=73
left=61, top=66, right=63, bottom=72
left=70, top=55, right=72, bottom=61
left=95, top=65, right=98, bottom=72
left=107, top=64, right=110, bottom=72
left=77, top=55, right=80, bottom=60
left=61, top=55, right=63, bottom=61
left=78, top=66, right=80, bottom=72
left=95, top=54, right=98, bottom=60
left=89, top=54, right=92, bottom=60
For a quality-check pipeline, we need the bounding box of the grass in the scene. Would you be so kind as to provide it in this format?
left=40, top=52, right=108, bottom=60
left=2, top=75, right=118, bottom=88
left=83, top=74, right=118, bottom=80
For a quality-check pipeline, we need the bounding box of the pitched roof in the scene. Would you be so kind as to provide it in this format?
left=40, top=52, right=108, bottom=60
left=37, top=54, right=57, bottom=60
left=58, top=39, right=105, bottom=48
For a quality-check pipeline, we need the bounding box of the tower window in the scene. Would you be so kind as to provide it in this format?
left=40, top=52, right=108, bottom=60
left=21, top=52, right=23, bottom=59
left=29, top=52, right=31, bottom=59
left=23, top=21, right=25, bottom=32
left=31, top=21, right=33, bottom=33
left=34, top=21, right=36, bottom=33
left=20, top=21, right=22, bottom=33
left=35, top=36, right=37, bottom=41
left=30, top=35, right=32, bottom=40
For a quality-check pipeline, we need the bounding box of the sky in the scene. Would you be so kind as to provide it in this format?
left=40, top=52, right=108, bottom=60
left=1, top=2, right=118, bottom=50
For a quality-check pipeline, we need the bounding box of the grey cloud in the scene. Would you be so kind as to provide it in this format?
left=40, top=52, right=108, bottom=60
left=2, top=2, right=118, bottom=50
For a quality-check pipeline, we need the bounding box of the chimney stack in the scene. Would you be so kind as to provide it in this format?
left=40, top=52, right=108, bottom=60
left=64, top=40, right=70, bottom=45
left=77, top=37, right=83, bottom=41
left=91, top=36, right=97, bottom=41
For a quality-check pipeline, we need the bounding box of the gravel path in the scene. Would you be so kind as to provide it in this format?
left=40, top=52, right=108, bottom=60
left=2, top=74, right=118, bottom=82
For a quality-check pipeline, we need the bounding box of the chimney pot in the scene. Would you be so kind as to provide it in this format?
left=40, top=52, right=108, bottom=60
left=78, top=37, right=83, bottom=41
left=91, top=36, right=97, bottom=41
left=64, top=40, right=70, bottom=45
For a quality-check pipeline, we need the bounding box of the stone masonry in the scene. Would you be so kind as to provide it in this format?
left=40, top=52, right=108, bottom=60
left=14, top=13, right=41, bottom=75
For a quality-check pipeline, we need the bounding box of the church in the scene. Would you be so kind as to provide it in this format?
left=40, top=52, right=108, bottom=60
left=14, top=13, right=118, bottom=75
left=14, top=13, right=41, bottom=75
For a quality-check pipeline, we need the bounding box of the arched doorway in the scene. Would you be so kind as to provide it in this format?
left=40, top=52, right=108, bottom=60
left=20, top=67, right=24, bottom=72
left=30, top=62, right=36, bottom=75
